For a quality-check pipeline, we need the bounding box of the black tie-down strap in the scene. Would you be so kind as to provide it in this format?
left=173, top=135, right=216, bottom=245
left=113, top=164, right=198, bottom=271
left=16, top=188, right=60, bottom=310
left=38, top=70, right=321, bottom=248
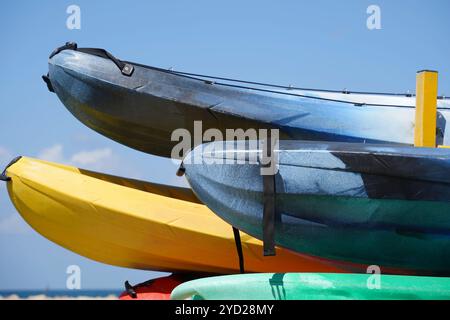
left=261, top=135, right=277, bottom=256
left=177, top=162, right=245, bottom=273
left=262, top=172, right=276, bottom=256
left=177, top=163, right=245, bottom=273
left=48, top=42, right=134, bottom=76
left=232, top=227, right=245, bottom=273
left=229, top=138, right=277, bottom=260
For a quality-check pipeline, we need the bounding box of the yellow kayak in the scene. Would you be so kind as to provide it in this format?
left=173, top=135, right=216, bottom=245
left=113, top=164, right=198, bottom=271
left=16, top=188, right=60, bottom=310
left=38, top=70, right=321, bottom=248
left=3, top=157, right=342, bottom=274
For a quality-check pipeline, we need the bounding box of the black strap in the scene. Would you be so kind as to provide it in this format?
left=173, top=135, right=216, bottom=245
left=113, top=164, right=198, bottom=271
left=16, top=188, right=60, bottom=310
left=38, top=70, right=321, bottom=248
left=262, top=136, right=276, bottom=256
left=262, top=174, right=276, bottom=256
left=77, top=48, right=134, bottom=76
left=124, top=281, right=137, bottom=299
left=178, top=162, right=245, bottom=272
left=49, top=42, right=78, bottom=59
left=48, top=42, right=134, bottom=76
left=232, top=227, right=245, bottom=273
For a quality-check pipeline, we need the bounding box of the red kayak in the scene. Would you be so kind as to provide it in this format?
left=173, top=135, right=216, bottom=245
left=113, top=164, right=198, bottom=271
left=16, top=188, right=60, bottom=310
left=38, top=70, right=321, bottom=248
left=119, top=274, right=200, bottom=300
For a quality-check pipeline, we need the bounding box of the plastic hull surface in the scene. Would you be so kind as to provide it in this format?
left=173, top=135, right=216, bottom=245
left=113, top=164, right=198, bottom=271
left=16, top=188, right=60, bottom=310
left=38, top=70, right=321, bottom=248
left=171, top=273, right=450, bottom=300
left=4, top=157, right=342, bottom=274
left=48, top=50, right=450, bottom=158
left=183, top=141, right=450, bottom=275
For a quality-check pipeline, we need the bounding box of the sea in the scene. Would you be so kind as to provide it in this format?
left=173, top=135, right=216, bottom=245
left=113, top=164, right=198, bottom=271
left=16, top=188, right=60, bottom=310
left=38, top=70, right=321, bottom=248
left=0, top=289, right=122, bottom=300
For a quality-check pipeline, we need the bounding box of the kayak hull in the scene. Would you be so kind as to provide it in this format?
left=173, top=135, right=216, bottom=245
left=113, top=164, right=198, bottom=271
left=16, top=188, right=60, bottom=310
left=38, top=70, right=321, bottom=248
left=47, top=48, right=450, bottom=158
left=170, top=273, right=450, bottom=300
left=48, top=50, right=282, bottom=158
left=4, top=157, right=342, bottom=274
left=119, top=274, right=195, bottom=300
left=183, top=141, right=450, bottom=275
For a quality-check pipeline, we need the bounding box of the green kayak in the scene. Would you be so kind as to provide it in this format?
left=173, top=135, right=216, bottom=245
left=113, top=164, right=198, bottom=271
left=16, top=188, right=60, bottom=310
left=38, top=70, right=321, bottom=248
left=170, top=273, right=450, bottom=300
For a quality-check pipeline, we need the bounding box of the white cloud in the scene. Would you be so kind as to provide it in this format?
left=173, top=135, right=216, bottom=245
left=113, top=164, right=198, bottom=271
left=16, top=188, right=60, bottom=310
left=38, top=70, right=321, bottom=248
left=0, top=214, right=30, bottom=235
left=70, top=148, right=112, bottom=166
left=37, top=144, right=116, bottom=172
left=38, top=144, right=64, bottom=162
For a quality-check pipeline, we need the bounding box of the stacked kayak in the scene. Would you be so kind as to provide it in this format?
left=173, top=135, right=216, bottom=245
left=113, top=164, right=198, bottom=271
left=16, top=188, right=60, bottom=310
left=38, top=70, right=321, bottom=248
left=182, top=140, right=450, bottom=275
left=45, top=43, right=450, bottom=158
left=119, top=274, right=196, bottom=300
left=3, top=156, right=342, bottom=274
left=3, top=42, right=450, bottom=300
left=171, top=273, right=450, bottom=300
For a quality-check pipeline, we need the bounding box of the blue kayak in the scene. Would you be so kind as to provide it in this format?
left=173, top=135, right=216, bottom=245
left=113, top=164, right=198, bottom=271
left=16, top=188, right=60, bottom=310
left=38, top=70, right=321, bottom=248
left=182, top=140, right=450, bottom=275
left=45, top=43, right=450, bottom=158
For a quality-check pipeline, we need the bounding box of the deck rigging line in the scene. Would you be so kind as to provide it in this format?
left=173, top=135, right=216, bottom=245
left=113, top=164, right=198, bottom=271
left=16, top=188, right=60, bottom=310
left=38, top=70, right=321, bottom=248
left=127, top=61, right=448, bottom=109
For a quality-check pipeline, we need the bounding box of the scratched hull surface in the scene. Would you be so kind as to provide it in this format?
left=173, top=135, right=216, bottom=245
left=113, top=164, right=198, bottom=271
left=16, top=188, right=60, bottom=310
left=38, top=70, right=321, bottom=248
left=47, top=49, right=450, bottom=158
left=182, top=141, right=450, bottom=275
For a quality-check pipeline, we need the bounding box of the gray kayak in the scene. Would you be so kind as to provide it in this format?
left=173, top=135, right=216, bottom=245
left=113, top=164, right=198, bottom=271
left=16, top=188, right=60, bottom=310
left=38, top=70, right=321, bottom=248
left=181, top=140, right=450, bottom=275
left=45, top=43, right=450, bottom=158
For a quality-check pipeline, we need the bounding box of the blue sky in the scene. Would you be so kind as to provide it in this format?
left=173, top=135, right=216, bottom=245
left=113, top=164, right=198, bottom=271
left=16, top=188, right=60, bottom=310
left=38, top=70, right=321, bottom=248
left=0, top=0, right=449, bottom=290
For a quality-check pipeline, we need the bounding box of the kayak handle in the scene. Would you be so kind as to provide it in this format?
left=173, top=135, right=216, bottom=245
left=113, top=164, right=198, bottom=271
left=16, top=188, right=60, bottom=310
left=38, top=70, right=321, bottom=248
left=0, top=156, right=22, bottom=182
left=49, top=42, right=78, bottom=59
left=124, top=281, right=137, bottom=299
left=42, top=74, right=54, bottom=93
left=48, top=42, right=134, bottom=76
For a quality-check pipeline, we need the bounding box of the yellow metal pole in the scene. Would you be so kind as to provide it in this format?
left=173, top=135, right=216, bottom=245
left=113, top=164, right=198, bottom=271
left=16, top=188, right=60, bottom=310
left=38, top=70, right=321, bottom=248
left=414, top=70, right=438, bottom=147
